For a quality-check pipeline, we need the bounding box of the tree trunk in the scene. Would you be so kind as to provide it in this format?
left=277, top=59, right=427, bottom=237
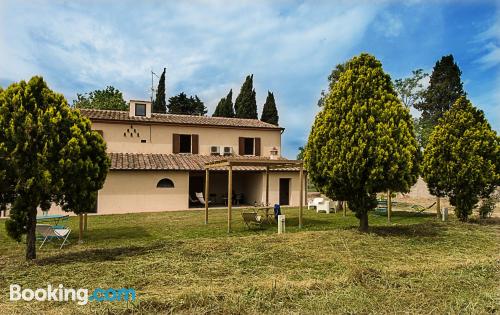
left=436, top=197, right=441, bottom=219
left=26, top=208, right=37, bottom=260
left=84, top=213, right=88, bottom=232
left=359, top=211, right=369, bottom=232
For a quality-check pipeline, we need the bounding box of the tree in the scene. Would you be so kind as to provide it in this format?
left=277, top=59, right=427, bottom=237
left=153, top=68, right=167, bottom=113
left=73, top=86, right=128, bottom=111
left=422, top=97, right=499, bottom=221
left=305, top=53, right=419, bottom=232
left=415, top=55, right=465, bottom=148
left=297, top=146, right=305, bottom=160
left=260, top=91, right=279, bottom=125
left=213, top=89, right=234, bottom=117
left=167, top=92, right=207, bottom=115
left=317, top=62, right=347, bottom=107
left=0, top=77, right=110, bottom=260
left=234, top=74, right=257, bottom=119
left=394, top=69, right=428, bottom=108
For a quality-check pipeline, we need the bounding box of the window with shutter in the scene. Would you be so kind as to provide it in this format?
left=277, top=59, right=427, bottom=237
left=173, top=134, right=180, bottom=153
left=191, top=134, right=199, bottom=154
left=254, top=138, right=261, bottom=156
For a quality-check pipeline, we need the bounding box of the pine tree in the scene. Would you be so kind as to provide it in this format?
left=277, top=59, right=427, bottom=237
left=415, top=55, right=465, bottom=148
left=260, top=91, right=279, bottom=125
left=213, top=89, right=234, bottom=117
left=422, top=97, right=499, bottom=221
left=0, top=77, right=109, bottom=260
left=73, top=86, right=127, bottom=111
left=168, top=92, right=207, bottom=115
left=305, top=54, right=419, bottom=232
left=235, top=74, right=257, bottom=119
left=153, top=68, right=167, bottom=113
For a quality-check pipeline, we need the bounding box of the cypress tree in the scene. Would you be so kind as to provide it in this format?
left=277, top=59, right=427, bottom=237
left=305, top=53, right=419, bottom=232
left=260, top=91, right=279, bottom=125
left=213, top=89, right=234, bottom=117
left=153, top=68, right=167, bottom=113
left=422, top=97, right=499, bottom=221
left=415, top=55, right=465, bottom=147
left=235, top=74, right=257, bottom=119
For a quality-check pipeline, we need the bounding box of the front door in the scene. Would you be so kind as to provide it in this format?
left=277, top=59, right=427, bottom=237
left=279, top=178, right=290, bottom=205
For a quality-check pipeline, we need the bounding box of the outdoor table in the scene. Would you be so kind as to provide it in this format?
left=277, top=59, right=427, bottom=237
left=36, top=214, right=69, bottom=227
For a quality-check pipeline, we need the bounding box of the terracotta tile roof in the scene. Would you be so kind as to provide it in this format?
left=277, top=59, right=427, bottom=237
left=79, top=109, right=282, bottom=130
left=109, top=153, right=300, bottom=171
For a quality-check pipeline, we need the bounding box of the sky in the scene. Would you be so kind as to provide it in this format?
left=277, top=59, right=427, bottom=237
left=0, top=0, right=499, bottom=158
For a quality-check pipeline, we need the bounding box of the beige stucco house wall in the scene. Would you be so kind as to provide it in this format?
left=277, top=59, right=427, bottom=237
left=40, top=101, right=305, bottom=216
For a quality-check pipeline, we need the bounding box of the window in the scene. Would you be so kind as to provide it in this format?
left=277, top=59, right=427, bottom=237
left=179, top=135, right=192, bottom=153
left=135, top=103, right=146, bottom=116
left=244, top=138, right=254, bottom=155
left=157, top=178, right=174, bottom=188
left=238, top=137, right=261, bottom=156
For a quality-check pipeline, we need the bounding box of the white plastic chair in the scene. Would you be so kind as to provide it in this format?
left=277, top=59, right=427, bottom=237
left=316, top=200, right=332, bottom=214
left=36, top=224, right=71, bottom=249
left=308, top=197, right=324, bottom=210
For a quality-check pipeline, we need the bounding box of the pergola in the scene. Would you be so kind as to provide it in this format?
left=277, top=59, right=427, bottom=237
left=204, top=158, right=305, bottom=232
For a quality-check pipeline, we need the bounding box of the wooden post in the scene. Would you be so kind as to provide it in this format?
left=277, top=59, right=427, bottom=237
left=343, top=201, right=347, bottom=217
left=228, top=165, right=233, bottom=233
left=299, top=164, right=303, bottom=229
left=387, top=190, right=392, bottom=223
left=265, top=166, right=269, bottom=206
left=304, top=172, right=308, bottom=207
left=205, top=168, right=209, bottom=224
left=78, top=213, right=83, bottom=243
left=84, top=213, right=88, bottom=231
left=437, top=197, right=441, bottom=219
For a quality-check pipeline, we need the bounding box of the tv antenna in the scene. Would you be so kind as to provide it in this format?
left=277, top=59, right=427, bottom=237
left=150, top=69, right=160, bottom=103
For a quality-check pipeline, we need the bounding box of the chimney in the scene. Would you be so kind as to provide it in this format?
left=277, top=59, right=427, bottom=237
left=129, top=100, right=152, bottom=118
left=270, top=147, right=279, bottom=160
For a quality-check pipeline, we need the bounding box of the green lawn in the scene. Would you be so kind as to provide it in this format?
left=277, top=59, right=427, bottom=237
left=0, top=206, right=498, bottom=314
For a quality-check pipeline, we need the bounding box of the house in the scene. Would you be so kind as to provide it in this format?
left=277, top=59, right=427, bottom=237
left=77, top=100, right=305, bottom=214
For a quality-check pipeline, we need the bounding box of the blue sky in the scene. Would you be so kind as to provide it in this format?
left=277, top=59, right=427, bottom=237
left=1, top=1, right=499, bottom=158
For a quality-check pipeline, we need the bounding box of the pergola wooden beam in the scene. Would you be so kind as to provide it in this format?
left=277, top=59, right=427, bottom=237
left=204, top=157, right=305, bottom=233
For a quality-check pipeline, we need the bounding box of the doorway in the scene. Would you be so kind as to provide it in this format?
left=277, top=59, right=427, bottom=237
left=279, top=178, right=290, bottom=205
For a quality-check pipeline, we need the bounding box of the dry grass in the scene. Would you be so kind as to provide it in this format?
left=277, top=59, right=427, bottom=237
left=0, top=207, right=499, bottom=314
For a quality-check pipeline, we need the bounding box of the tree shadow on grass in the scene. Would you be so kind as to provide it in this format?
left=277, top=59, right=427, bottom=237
left=83, top=226, right=152, bottom=241
left=36, top=241, right=167, bottom=266
left=368, top=222, right=444, bottom=237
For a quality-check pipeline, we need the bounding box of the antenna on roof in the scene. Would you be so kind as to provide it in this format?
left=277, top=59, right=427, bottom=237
left=150, top=69, right=160, bottom=103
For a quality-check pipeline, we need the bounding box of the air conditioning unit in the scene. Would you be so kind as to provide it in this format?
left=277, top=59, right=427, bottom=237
left=210, top=146, right=221, bottom=155
left=223, top=146, right=233, bottom=156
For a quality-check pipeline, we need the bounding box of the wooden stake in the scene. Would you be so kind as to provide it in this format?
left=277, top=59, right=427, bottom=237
left=84, top=213, right=88, bottom=232
left=205, top=169, right=209, bottom=224
left=436, top=196, right=441, bottom=219
left=78, top=213, right=83, bottom=243
left=265, top=166, right=269, bottom=206
left=387, top=190, right=392, bottom=223
left=299, top=164, right=303, bottom=229
left=228, top=166, right=233, bottom=233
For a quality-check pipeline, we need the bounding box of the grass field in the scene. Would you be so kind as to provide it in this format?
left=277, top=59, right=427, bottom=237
left=0, top=206, right=499, bottom=314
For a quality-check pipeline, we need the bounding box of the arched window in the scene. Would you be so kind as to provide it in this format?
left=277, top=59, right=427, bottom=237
left=157, top=178, right=174, bottom=188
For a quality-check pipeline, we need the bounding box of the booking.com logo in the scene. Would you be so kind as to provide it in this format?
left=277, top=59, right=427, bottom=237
left=9, top=284, right=136, bottom=305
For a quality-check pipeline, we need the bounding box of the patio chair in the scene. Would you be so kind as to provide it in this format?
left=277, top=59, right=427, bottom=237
left=195, top=192, right=212, bottom=206
left=308, top=197, right=324, bottom=210
left=189, top=194, right=201, bottom=205
left=36, top=224, right=71, bottom=249
left=375, top=199, right=388, bottom=214
left=316, top=200, right=332, bottom=214
left=241, top=211, right=265, bottom=229
left=411, top=202, right=436, bottom=214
